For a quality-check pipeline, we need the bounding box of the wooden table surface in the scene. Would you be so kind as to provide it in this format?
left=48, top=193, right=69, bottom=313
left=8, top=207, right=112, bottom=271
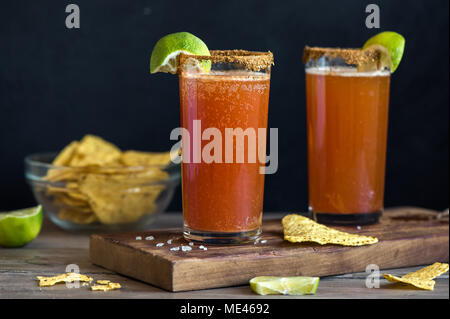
left=0, top=212, right=448, bottom=299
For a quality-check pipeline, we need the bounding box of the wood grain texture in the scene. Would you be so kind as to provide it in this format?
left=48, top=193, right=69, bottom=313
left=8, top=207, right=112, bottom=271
left=1, top=211, right=448, bottom=299
left=89, top=207, right=449, bottom=292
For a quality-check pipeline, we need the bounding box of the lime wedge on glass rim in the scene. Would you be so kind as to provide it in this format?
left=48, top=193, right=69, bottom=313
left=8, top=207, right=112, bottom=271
left=250, top=276, right=320, bottom=296
left=363, top=31, right=405, bottom=73
left=150, top=32, right=211, bottom=74
left=0, top=205, right=43, bottom=248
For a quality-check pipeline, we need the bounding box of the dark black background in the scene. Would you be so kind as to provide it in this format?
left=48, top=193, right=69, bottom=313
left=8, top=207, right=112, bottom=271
left=0, top=0, right=448, bottom=212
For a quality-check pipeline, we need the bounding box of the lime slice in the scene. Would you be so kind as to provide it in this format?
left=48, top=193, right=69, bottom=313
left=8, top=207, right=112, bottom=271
left=359, top=44, right=392, bottom=73
left=363, top=31, right=405, bottom=73
left=250, top=276, right=320, bottom=296
left=150, top=32, right=211, bottom=74
left=0, top=206, right=43, bottom=248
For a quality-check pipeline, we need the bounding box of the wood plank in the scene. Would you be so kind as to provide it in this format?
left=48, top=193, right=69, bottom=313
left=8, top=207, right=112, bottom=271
left=1, top=212, right=448, bottom=299
left=89, top=207, right=449, bottom=292
left=1, top=262, right=447, bottom=299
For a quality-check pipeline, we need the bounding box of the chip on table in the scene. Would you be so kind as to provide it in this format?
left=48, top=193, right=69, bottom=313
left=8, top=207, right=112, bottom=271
left=37, top=273, right=93, bottom=287
left=91, top=282, right=121, bottom=291
left=383, top=262, right=449, bottom=290
left=37, top=273, right=121, bottom=292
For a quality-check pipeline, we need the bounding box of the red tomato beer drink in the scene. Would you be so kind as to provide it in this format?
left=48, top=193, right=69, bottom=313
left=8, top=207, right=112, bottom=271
left=303, top=47, right=391, bottom=225
left=179, top=51, right=274, bottom=244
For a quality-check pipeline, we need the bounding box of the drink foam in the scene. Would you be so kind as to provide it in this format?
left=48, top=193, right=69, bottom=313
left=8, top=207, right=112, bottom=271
left=181, top=70, right=270, bottom=81
left=305, top=66, right=390, bottom=77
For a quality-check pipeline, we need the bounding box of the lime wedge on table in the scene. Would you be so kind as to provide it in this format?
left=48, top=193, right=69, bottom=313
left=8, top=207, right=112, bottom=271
left=150, top=32, right=211, bottom=74
left=363, top=31, right=405, bottom=73
left=250, top=276, right=320, bottom=296
left=0, top=206, right=43, bottom=248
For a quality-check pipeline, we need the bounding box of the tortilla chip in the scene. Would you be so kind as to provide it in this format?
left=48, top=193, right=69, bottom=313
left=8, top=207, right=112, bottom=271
left=45, top=167, right=81, bottom=182
left=52, top=192, right=90, bottom=208
left=64, top=189, right=89, bottom=202
left=78, top=173, right=164, bottom=224
left=52, top=141, right=79, bottom=166
left=120, top=150, right=172, bottom=167
left=383, top=262, right=449, bottom=290
left=97, top=280, right=111, bottom=285
left=69, top=135, right=121, bottom=167
left=282, top=214, right=378, bottom=246
left=47, top=185, right=74, bottom=194
left=91, top=282, right=121, bottom=291
left=37, top=273, right=93, bottom=287
left=58, top=207, right=98, bottom=224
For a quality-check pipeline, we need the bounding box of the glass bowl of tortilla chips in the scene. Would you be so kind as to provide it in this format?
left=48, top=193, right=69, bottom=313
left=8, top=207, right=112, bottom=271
left=25, top=135, right=180, bottom=231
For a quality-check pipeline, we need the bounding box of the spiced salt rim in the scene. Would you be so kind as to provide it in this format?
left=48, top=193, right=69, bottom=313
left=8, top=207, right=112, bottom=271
left=302, top=46, right=382, bottom=68
left=178, top=50, right=274, bottom=73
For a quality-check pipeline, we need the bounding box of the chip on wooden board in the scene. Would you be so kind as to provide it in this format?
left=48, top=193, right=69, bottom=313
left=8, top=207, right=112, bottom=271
left=37, top=273, right=93, bottom=287
left=282, top=214, right=378, bottom=246
left=383, top=262, right=449, bottom=290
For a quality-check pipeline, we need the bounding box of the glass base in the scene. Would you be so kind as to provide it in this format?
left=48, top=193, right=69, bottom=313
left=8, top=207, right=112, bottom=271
left=312, top=210, right=382, bottom=226
left=183, top=226, right=261, bottom=245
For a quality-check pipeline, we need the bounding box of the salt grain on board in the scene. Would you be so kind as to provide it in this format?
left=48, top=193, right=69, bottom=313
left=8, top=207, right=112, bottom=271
left=260, top=240, right=267, bottom=244
left=156, top=243, right=164, bottom=247
left=167, top=239, right=172, bottom=244
left=189, top=242, right=194, bottom=246
left=181, top=246, right=192, bottom=252
left=145, top=236, right=154, bottom=241
left=170, top=247, right=180, bottom=251
left=136, top=236, right=142, bottom=240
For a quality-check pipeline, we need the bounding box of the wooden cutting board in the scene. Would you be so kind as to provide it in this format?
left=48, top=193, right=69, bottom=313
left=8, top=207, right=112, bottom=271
left=90, top=207, right=449, bottom=292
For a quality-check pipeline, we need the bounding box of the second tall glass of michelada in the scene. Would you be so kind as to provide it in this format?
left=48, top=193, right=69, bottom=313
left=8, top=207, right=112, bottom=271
left=302, top=32, right=405, bottom=225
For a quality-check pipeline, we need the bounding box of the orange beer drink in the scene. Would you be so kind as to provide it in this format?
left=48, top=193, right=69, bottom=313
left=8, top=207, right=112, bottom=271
left=179, top=51, right=273, bottom=243
left=304, top=47, right=390, bottom=225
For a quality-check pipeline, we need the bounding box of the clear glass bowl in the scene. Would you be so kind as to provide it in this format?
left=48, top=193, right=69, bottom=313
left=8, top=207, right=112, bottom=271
left=25, top=152, right=180, bottom=232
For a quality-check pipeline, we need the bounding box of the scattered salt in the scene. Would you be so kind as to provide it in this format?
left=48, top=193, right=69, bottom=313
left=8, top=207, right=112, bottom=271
left=356, top=226, right=361, bottom=230
left=260, top=240, right=267, bottom=244
left=136, top=236, right=142, bottom=240
left=145, top=236, right=154, bottom=241
left=199, top=245, right=207, bottom=251
left=188, top=242, right=194, bottom=246
left=181, top=246, right=192, bottom=252
left=156, top=243, right=164, bottom=247
left=170, top=247, right=180, bottom=251
left=167, top=239, right=172, bottom=244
